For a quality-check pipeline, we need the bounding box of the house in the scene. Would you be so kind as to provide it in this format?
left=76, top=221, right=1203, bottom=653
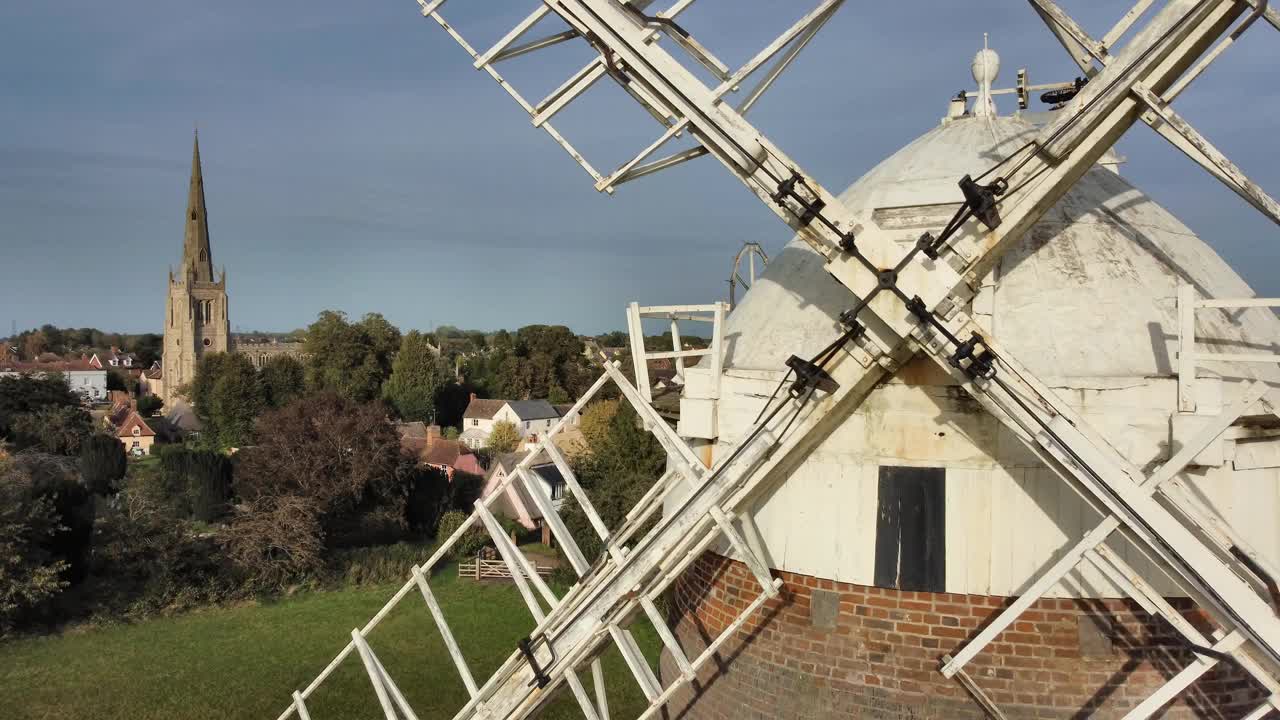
left=398, top=422, right=485, bottom=478
left=105, top=402, right=156, bottom=456
left=141, top=366, right=165, bottom=399
left=0, top=356, right=108, bottom=402
left=459, top=395, right=564, bottom=450
left=422, top=436, right=485, bottom=479
left=90, top=346, right=139, bottom=369
left=481, top=450, right=567, bottom=544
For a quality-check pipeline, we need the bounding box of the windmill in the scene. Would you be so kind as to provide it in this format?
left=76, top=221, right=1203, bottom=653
left=276, top=1, right=1280, bottom=718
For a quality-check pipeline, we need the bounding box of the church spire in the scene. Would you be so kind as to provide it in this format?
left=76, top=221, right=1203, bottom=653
left=182, top=130, right=215, bottom=283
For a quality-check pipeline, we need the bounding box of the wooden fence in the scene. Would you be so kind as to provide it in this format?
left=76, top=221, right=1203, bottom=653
left=458, top=557, right=554, bottom=581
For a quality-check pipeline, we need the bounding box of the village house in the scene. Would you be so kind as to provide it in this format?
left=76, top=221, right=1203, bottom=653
left=0, top=355, right=108, bottom=402
left=459, top=396, right=575, bottom=450
left=89, top=346, right=139, bottom=369
left=104, top=401, right=156, bottom=456
left=480, top=450, right=567, bottom=545
left=396, top=422, right=485, bottom=478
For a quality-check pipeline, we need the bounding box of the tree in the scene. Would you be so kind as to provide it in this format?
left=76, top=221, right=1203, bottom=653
left=490, top=324, right=594, bottom=401
left=0, top=374, right=79, bottom=439
left=11, top=406, right=94, bottom=456
left=0, top=459, right=70, bottom=633
left=136, top=395, right=164, bottom=417
left=259, top=355, right=305, bottom=408
left=185, top=451, right=233, bottom=522
left=21, top=330, right=48, bottom=360
left=106, top=369, right=132, bottom=393
left=303, top=311, right=402, bottom=402
left=486, top=420, right=521, bottom=454
left=383, top=331, right=448, bottom=422
left=234, top=393, right=405, bottom=529
left=560, top=403, right=665, bottom=562
left=579, top=399, right=619, bottom=453
left=4, top=453, right=95, bottom=585
left=79, top=434, right=128, bottom=495
left=224, top=494, right=325, bottom=589
left=597, top=330, right=628, bottom=347
left=190, top=352, right=264, bottom=449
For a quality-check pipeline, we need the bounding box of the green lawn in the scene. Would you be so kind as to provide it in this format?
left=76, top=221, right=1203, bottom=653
left=0, top=568, right=661, bottom=720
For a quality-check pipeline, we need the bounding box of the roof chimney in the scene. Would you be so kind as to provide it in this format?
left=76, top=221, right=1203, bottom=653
left=426, top=424, right=442, bottom=449
left=470, top=392, right=477, bottom=403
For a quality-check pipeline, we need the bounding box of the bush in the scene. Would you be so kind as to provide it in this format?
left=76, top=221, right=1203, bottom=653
left=404, top=466, right=450, bottom=535
left=86, top=492, right=238, bottom=618
left=80, top=434, right=128, bottom=495
left=0, top=460, right=70, bottom=634
left=436, top=510, right=489, bottom=560
left=224, top=495, right=325, bottom=590
left=324, top=541, right=438, bottom=587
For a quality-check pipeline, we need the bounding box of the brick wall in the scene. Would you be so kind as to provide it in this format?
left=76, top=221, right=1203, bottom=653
left=658, top=552, right=1263, bottom=719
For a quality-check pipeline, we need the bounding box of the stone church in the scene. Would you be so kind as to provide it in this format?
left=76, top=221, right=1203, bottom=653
left=160, top=133, right=230, bottom=405
left=158, top=133, right=303, bottom=406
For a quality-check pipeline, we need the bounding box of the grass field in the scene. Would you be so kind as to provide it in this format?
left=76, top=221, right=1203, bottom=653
left=0, top=566, right=661, bottom=720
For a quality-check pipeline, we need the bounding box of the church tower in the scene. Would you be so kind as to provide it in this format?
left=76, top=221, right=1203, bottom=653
left=161, top=132, right=230, bottom=404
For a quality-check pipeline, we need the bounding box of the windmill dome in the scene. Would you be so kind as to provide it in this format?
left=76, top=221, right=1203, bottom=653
left=724, top=115, right=1280, bottom=383
left=664, top=59, right=1280, bottom=719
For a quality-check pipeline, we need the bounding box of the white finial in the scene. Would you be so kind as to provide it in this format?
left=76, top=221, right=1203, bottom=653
left=971, top=37, right=1000, bottom=117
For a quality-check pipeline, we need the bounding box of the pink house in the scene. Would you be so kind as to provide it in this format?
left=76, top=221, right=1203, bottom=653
left=480, top=450, right=567, bottom=543
left=423, top=438, right=485, bottom=478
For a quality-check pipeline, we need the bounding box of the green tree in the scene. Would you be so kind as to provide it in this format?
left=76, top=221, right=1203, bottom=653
left=560, top=403, right=664, bottom=562
left=5, top=453, right=95, bottom=585
left=486, top=419, right=521, bottom=454
left=259, top=355, right=305, bottom=408
left=303, top=311, right=402, bottom=402
left=579, top=399, right=619, bottom=453
left=11, top=406, right=93, bottom=456
left=136, top=394, right=164, bottom=417
left=0, top=374, right=79, bottom=439
left=383, top=331, right=448, bottom=422
left=185, top=451, right=233, bottom=522
left=0, top=459, right=70, bottom=633
left=190, top=352, right=264, bottom=449
left=491, top=324, right=593, bottom=401
left=79, top=434, right=128, bottom=495
left=106, top=369, right=131, bottom=393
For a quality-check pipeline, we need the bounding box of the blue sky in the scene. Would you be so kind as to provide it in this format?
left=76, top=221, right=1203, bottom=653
left=1, top=1, right=1277, bottom=335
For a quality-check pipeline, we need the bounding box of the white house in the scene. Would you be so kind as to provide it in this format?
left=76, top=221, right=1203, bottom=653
left=0, top=356, right=108, bottom=402
left=459, top=396, right=565, bottom=450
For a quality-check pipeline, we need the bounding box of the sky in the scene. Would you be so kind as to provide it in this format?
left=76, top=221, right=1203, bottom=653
left=1, top=1, right=1277, bottom=336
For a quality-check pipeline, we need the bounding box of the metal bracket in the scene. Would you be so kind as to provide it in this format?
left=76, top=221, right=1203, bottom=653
left=518, top=635, right=556, bottom=689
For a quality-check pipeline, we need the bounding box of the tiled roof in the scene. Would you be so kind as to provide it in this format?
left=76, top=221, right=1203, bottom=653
left=396, top=421, right=428, bottom=455
left=463, top=398, right=506, bottom=420
left=114, top=411, right=156, bottom=438
left=0, top=356, right=101, bottom=373
left=423, top=439, right=473, bottom=468
left=506, top=399, right=559, bottom=421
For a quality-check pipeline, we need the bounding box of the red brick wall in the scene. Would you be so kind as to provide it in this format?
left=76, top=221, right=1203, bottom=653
left=659, top=552, right=1263, bottom=719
